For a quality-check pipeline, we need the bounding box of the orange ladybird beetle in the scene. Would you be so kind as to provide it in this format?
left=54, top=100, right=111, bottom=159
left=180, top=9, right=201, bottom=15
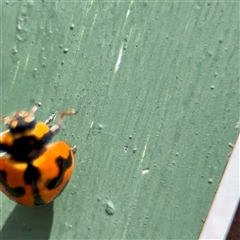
left=0, top=103, right=78, bottom=206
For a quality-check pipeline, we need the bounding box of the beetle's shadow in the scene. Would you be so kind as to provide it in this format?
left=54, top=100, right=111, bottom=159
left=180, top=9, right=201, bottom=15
left=1, top=202, right=53, bottom=240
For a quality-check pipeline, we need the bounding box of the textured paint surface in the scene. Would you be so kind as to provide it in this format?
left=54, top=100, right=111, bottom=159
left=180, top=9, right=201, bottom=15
left=0, top=1, right=239, bottom=239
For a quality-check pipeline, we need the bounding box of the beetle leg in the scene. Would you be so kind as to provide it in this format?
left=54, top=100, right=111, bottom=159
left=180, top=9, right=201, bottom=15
left=71, top=145, right=77, bottom=154
left=0, top=116, right=10, bottom=125
left=45, top=113, right=56, bottom=125
left=28, top=102, right=41, bottom=116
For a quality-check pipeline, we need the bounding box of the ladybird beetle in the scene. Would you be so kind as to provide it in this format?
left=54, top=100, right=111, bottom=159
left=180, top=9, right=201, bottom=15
left=0, top=103, right=78, bottom=206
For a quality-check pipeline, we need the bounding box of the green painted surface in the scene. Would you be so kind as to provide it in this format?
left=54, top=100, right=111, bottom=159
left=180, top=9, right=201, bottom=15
left=0, top=1, right=239, bottom=239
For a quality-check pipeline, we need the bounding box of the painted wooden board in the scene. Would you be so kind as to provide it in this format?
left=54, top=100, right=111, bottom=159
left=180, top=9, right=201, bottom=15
left=0, top=1, right=239, bottom=239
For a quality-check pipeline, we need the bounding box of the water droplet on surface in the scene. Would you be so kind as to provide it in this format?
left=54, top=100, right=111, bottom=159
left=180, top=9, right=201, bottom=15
left=228, top=143, right=234, bottom=148
left=63, top=48, right=69, bottom=53
left=12, top=48, right=18, bottom=54
left=208, top=178, right=213, bottom=184
left=17, top=24, right=22, bottom=31
left=33, top=68, right=38, bottom=79
left=106, top=201, right=115, bottom=215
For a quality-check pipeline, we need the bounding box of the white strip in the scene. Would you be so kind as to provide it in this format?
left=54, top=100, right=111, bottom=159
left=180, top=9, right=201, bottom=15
left=126, top=9, right=130, bottom=18
left=199, top=134, right=240, bottom=239
left=114, top=44, right=123, bottom=73
left=142, top=168, right=149, bottom=175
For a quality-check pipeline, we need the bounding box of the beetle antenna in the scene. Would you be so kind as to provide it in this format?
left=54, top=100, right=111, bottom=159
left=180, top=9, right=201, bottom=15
left=50, top=109, right=78, bottom=135
left=58, top=109, right=78, bottom=127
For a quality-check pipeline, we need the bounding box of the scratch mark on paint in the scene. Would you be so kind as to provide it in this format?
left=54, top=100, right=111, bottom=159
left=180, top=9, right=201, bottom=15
left=115, top=44, right=123, bottom=73
left=157, top=93, right=169, bottom=134
left=77, top=26, right=85, bottom=51
left=90, top=0, right=93, bottom=9
left=140, top=134, right=150, bottom=163
left=126, top=9, right=130, bottom=19
left=126, top=1, right=133, bottom=19
left=90, top=121, right=94, bottom=129
left=122, top=134, right=150, bottom=239
left=24, top=53, right=30, bottom=72
left=86, top=121, right=94, bottom=140
left=89, top=13, right=98, bottom=34
left=86, top=0, right=94, bottom=13
left=12, top=61, right=20, bottom=86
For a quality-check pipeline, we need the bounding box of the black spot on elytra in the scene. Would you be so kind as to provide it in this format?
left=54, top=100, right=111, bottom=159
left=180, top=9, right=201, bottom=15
left=45, top=151, right=72, bottom=190
left=0, top=131, right=53, bottom=162
left=0, top=170, right=25, bottom=197
left=24, top=164, right=41, bottom=185
left=23, top=164, right=46, bottom=206
left=0, top=164, right=48, bottom=205
left=0, top=170, right=6, bottom=181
